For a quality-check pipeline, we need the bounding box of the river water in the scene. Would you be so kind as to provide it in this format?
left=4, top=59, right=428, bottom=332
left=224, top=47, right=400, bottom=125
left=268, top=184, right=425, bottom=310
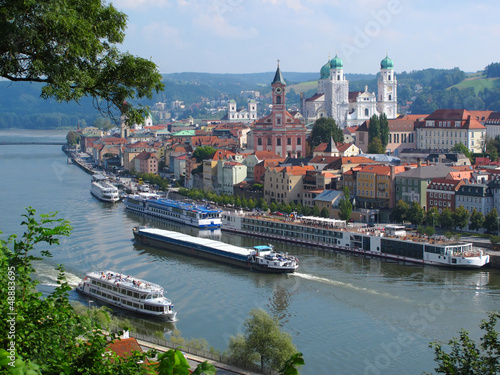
left=1, top=129, right=499, bottom=375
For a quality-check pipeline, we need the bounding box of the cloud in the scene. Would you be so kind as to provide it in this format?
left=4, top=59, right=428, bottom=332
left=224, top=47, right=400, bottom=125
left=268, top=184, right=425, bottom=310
left=193, top=7, right=259, bottom=39
left=112, top=0, right=171, bottom=10
left=140, top=22, right=183, bottom=47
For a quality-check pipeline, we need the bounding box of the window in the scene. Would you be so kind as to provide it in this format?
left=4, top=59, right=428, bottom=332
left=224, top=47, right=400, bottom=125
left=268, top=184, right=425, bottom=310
left=276, top=95, right=281, bottom=104
left=297, top=138, right=301, bottom=145
left=257, top=138, right=262, bottom=146
left=287, top=138, right=291, bottom=145
left=277, top=138, right=281, bottom=146
left=365, top=108, right=369, bottom=116
left=267, top=138, right=272, bottom=146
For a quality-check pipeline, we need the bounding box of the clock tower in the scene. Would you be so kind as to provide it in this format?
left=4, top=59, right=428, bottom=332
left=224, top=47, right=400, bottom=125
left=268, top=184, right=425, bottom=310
left=252, top=62, right=307, bottom=158
left=271, top=61, right=287, bottom=129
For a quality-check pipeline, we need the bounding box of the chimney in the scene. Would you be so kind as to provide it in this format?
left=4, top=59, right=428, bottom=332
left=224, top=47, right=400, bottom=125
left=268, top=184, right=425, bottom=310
left=417, top=158, right=421, bottom=167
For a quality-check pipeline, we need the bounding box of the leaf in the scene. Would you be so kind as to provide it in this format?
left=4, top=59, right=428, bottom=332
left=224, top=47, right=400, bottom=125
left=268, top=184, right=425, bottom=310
left=191, top=361, right=217, bottom=375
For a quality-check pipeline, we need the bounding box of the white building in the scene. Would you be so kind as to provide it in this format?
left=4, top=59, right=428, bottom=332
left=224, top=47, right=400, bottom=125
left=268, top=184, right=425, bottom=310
left=302, top=55, right=398, bottom=127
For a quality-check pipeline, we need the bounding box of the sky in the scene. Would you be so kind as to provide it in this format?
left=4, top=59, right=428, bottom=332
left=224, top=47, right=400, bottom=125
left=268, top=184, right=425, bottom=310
left=111, top=0, right=500, bottom=75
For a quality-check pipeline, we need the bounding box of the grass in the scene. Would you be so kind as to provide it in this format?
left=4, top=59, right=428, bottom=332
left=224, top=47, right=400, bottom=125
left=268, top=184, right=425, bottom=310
left=449, top=76, right=500, bottom=94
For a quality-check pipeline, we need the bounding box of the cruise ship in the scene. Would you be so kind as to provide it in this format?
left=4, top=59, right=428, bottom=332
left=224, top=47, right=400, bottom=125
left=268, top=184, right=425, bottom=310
left=123, top=195, right=222, bottom=228
left=222, top=211, right=490, bottom=268
left=90, top=175, right=119, bottom=203
left=77, top=270, right=177, bottom=320
left=133, top=226, right=299, bottom=273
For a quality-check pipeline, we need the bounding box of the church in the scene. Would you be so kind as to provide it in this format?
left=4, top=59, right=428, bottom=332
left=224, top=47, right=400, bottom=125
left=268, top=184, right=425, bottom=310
left=252, top=64, right=307, bottom=158
left=301, top=55, right=398, bottom=127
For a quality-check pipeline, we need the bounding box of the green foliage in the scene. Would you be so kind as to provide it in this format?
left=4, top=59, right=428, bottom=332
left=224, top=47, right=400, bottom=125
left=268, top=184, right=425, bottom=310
left=279, top=352, right=305, bottom=375
left=485, top=62, right=500, bottom=78
left=227, top=309, right=298, bottom=372
left=309, top=117, right=344, bottom=148
left=407, top=201, right=424, bottom=226
left=367, top=137, right=386, bottom=154
left=270, top=202, right=278, bottom=213
left=469, top=208, right=485, bottom=232
left=155, top=349, right=216, bottom=375
left=192, top=146, right=216, bottom=163
left=425, top=207, right=439, bottom=227
left=428, top=312, right=500, bottom=374
left=132, top=172, right=170, bottom=190
left=320, top=207, right=330, bottom=218
left=0, top=0, right=164, bottom=126
left=439, top=208, right=454, bottom=230
left=489, top=235, right=500, bottom=246
left=451, top=142, right=472, bottom=161
left=390, top=200, right=409, bottom=223
left=452, top=205, right=470, bottom=230
left=312, top=205, right=320, bottom=217
left=484, top=208, right=499, bottom=234
left=66, top=130, right=81, bottom=145
left=338, top=187, right=352, bottom=221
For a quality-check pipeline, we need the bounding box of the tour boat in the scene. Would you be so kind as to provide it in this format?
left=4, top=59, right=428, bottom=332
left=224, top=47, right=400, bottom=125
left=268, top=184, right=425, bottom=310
left=222, top=211, right=490, bottom=268
left=90, top=175, right=119, bottom=203
left=124, top=194, right=222, bottom=228
left=133, top=226, right=299, bottom=273
left=77, top=270, right=177, bottom=320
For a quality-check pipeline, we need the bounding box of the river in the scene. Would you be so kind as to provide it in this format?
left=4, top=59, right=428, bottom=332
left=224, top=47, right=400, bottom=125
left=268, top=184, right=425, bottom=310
left=0, top=129, right=499, bottom=375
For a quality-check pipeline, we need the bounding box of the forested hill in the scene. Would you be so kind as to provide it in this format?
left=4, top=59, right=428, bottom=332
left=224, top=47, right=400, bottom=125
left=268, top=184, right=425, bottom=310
left=0, top=66, right=499, bottom=129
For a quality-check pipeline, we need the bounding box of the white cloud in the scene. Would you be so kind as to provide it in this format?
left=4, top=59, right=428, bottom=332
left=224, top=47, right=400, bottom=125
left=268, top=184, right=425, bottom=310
left=112, top=0, right=171, bottom=10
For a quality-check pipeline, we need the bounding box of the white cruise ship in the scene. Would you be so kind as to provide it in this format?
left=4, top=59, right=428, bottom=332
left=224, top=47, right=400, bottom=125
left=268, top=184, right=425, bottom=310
left=77, top=270, right=177, bottom=320
left=90, top=175, right=119, bottom=203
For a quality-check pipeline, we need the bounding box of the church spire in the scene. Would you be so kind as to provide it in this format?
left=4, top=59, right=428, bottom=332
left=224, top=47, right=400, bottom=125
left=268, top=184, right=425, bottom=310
left=272, top=60, right=286, bottom=86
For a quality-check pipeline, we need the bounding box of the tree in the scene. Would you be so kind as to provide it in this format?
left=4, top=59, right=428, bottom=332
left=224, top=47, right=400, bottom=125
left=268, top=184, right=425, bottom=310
left=320, top=207, right=330, bottom=218
left=312, top=205, right=320, bottom=217
left=469, top=208, right=485, bottom=232
left=379, top=113, right=389, bottom=148
left=227, top=309, right=297, bottom=372
left=308, top=117, right=344, bottom=148
left=439, top=208, right=454, bottom=230
left=192, top=146, right=216, bottom=163
left=425, top=207, right=440, bottom=228
left=368, top=114, right=380, bottom=143
left=452, top=205, right=470, bottom=230
left=428, top=312, right=500, bottom=374
left=0, top=0, right=164, bottom=125
left=66, top=130, right=80, bottom=146
left=390, top=200, right=409, bottom=223
left=407, top=201, right=424, bottom=226
left=451, top=142, right=472, bottom=161
left=367, top=137, right=386, bottom=154
left=0, top=209, right=216, bottom=375
left=484, top=208, right=499, bottom=234
left=338, top=186, right=353, bottom=221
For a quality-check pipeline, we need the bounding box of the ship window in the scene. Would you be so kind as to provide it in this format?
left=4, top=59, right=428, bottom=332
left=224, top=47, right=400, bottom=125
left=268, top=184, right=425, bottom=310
left=133, top=303, right=139, bottom=308
left=113, top=287, right=117, bottom=292
left=127, top=290, right=133, bottom=296
left=91, top=280, right=96, bottom=285
left=121, top=289, right=127, bottom=295
left=133, top=292, right=140, bottom=298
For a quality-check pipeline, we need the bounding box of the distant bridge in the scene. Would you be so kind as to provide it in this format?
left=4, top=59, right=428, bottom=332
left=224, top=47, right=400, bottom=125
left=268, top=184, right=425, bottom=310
left=0, top=141, right=66, bottom=146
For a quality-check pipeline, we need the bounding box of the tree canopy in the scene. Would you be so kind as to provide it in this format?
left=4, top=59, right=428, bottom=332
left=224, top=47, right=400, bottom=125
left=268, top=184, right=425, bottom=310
left=0, top=0, right=164, bottom=125
left=227, top=308, right=298, bottom=372
left=338, top=186, right=353, bottom=221
left=192, top=146, right=217, bottom=163
left=309, top=117, right=344, bottom=149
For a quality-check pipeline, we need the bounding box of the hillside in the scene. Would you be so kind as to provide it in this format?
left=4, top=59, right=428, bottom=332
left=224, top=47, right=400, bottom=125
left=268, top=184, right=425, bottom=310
left=1, top=66, right=499, bottom=129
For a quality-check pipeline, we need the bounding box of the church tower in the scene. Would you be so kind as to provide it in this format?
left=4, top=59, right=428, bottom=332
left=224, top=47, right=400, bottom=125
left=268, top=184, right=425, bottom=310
left=377, top=55, right=398, bottom=119
left=271, top=61, right=287, bottom=130
left=325, top=55, right=349, bottom=127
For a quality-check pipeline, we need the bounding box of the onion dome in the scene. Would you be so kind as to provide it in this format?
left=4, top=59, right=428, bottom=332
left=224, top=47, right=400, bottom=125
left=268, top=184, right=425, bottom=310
left=381, top=55, right=394, bottom=70
left=320, top=60, right=330, bottom=79
left=330, top=55, right=343, bottom=69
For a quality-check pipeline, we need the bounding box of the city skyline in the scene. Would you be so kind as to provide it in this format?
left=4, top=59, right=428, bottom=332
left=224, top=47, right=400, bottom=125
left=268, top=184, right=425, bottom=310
left=112, top=0, right=500, bottom=75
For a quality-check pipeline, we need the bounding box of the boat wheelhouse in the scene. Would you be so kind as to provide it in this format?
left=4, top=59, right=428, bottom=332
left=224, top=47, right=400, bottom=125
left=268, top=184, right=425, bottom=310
left=77, top=270, right=176, bottom=320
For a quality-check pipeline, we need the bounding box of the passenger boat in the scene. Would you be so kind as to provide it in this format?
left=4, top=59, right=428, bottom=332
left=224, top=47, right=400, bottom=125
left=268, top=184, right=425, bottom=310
left=133, top=226, right=299, bottom=273
left=222, top=211, right=490, bottom=268
left=123, top=194, right=222, bottom=228
left=77, top=270, right=177, bottom=320
left=90, top=175, right=119, bottom=203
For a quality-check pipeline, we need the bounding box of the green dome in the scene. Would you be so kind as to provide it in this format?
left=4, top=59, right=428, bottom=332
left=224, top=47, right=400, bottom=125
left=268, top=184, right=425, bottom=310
left=381, top=55, right=394, bottom=69
left=320, top=60, right=330, bottom=79
left=330, top=55, right=343, bottom=69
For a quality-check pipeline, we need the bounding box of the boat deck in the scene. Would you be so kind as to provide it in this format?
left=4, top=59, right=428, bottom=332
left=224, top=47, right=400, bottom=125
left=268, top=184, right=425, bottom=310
left=87, top=270, right=163, bottom=292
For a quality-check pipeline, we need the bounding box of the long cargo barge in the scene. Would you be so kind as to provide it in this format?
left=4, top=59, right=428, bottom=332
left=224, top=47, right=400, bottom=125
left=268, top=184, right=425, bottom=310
left=132, top=226, right=298, bottom=273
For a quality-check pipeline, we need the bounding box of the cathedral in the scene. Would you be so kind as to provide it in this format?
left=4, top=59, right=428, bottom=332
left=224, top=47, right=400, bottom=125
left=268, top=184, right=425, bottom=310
left=302, top=55, right=398, bottom=127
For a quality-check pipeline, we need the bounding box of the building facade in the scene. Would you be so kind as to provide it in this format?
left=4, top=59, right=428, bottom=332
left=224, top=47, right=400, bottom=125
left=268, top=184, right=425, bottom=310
left=252, top=64, right=307, bottom=158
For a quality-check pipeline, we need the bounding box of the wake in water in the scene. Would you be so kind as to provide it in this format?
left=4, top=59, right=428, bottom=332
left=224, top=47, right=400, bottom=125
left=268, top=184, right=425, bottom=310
left=292, top=272, right=410, bottom=301
left=33, top=261, right=82, bottom=287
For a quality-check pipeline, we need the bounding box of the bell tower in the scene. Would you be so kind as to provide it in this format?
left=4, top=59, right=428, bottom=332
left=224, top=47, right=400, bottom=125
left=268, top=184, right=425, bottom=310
left=271, top=61, right=286, bottom=129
